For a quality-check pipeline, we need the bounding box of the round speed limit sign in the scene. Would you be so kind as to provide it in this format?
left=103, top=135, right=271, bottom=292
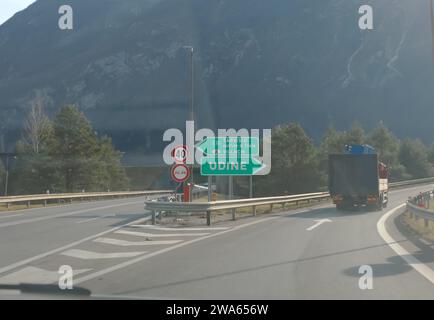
left=172, top=145, right=188, bottom=163
left=170, top=164, right=190, bottom=183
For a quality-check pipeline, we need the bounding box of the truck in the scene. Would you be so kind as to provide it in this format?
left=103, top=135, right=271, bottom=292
left=328, top=144, right=388, bottom=211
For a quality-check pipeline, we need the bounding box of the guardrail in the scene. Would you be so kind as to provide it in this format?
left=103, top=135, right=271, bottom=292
left=0, top=190, right=172, bottom=209
left=389, top=177, right=434, bottom=189
left=145, top=176, right=434, bottom=226
left=406, top=191, right=434, bottom=228
left=145, top=192, right=330, bottom=226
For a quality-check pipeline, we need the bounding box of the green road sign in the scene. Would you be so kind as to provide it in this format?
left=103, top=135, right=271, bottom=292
left=196, top=137, right=259, bottom=161
left=197, top=137, right=265, bottom=176
left=200, top=157, right=264, bottom=176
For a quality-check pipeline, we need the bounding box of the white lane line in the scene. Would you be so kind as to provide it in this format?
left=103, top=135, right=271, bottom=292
left=0, top=213, right=24, bottom=220
left=131, top=225, right=229, bottom=231
left=94, top=237, right=182, bottom=246
left=61, top=249, right=146, bottom=260
left=115, top=230, right=210, bottom=237
left=76, top=217, right=100, bottom=224
left=0, top=200, right=143, bottom=228
left=0, top=215, right=152, bottom=276
left=76, top=214, right=118, bottom=224
left=74, top=216, right=280, bottom=285
left=306, top=219, right=332, bottom=231
left=377, top=203, right=434, bottom=284
left=0, top=266, right=91, bottom=285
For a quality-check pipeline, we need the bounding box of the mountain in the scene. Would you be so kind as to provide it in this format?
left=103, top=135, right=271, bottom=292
left=1, top=0, right=434, bottom=162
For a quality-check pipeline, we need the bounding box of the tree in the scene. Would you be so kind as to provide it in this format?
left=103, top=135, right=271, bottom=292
left=49, top=105, right=129, bottom=192
left=49, top=106, right=101, bottom=192
left=427, top=142, right=434, bottom=165
left=11, top=102, right=55, bottom=194
left=399, top=139, right=434, bottom=179
left=255, top=123, right=321, bottom=195
left=345, top=121, right=366, bottom=145
left=318, top=126, right=348, bottom=185
left=368, top=121, right=407, bottom=181
left=92, top=136, right=129, bottom=191
left=23, top=101, right=53, bottom=154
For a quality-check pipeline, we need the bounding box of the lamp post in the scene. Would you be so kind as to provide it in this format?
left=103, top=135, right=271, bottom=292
left=184, top=46, right=195, bottom=200
left=183, top=46, right=194, bottom=130
left=0, top=153, right=17, bottom=196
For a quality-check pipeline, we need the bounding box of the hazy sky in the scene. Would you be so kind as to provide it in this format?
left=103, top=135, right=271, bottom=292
left=0, top=0, right=37, bottom=25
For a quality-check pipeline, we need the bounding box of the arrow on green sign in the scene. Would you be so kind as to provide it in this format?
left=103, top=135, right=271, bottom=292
left=200, top=157, right=265, bottom=176
left=196, top=137, right=259, bottom=161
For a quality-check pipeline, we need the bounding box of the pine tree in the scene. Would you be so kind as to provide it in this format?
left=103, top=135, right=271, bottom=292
left=368, top=121, right=407, bottom=181
left=256, top=123, right=321, bottom=195
left=49, top=105, right=129, bottom=192
left=345, top=121, right=366, bottom=145
left=399, top=139, right=434, bottom=179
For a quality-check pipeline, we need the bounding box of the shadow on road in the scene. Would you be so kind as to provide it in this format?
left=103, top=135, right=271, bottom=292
left=343, top=259, right=413, bottom=278
left=115, top=239, right=410, bottom=296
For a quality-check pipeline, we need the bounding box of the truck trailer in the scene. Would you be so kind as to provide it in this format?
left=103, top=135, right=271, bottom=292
left=328, top=145, right=388, bottom=211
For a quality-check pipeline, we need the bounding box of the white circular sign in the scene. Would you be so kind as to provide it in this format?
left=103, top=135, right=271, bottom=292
left=170, top=164, right=190, bottom=183
left=172, top=145, right=188, bottom=163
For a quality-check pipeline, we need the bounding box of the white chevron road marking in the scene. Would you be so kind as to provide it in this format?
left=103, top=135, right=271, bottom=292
left=93, top=237, right=182, bottom=246
left=0, top=266, right=91, bottom=285
left=61, top=249, right=146, bottom=260
left=115, top=230, right=210, bottom=237
left=130, top=225, right=229, bottom=231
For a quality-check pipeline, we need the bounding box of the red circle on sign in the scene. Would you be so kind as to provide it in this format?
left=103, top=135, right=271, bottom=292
left=172, top=145, right=188, bottom=163
left=170, top=164, right=190, bottom=183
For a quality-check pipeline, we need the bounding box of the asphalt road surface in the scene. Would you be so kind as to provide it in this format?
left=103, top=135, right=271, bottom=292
left=0, top=185, right=433, bottom=299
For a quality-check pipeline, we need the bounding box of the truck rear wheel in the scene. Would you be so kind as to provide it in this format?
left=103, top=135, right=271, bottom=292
left=375, top=196, right=384, bottom=211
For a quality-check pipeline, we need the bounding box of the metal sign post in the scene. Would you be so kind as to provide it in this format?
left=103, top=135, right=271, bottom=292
left=229, top=176, right=235, bottom=220
left=208, top=176, right=212, bottom=202
left=249, top=175, right=253, bottom=198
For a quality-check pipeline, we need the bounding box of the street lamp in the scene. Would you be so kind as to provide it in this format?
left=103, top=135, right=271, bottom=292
left=183, top=46, right=194, bottom=125
left=0, top=153, right=17, bottom=197
left=183, top=46, right=195, bottom=200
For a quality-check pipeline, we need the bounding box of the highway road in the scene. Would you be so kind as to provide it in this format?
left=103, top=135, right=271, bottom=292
left=0, top=185, right=433, bottom=299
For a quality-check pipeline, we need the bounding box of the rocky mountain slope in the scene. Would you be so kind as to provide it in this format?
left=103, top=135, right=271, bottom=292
left=0, top=0, right=433, bottom=159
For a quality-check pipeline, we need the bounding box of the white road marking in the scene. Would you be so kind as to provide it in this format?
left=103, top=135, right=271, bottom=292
left=377, top=203, right=434, bottom=284
left=115, top=230, right=210, bottom=237
left=0, top=215, right=152, bottom=276
left=76, top=217, right=100, bottom=224
left=0, top=213, right=24, bottom=219
left=61, top=249, right=146, bottom=260
left=74, top=216, right=280, bottom=285
left=306, top=219, right=332, bottom=231
left=0, top=266, right=91, bottom=285
left=0, top=201, right=142, bottom=228
left=131, top=225, right=229, bottom=231
left=76, top=214, right=118, bottom=224
left=93, top=237, right=182, bottom=246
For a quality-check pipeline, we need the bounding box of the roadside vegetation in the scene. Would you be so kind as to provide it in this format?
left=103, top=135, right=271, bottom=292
left=1, top=103, right=128, bottom=195
left=1, top=104, right=434, bottom=197
left=254, top=122, right=434, bottom=196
